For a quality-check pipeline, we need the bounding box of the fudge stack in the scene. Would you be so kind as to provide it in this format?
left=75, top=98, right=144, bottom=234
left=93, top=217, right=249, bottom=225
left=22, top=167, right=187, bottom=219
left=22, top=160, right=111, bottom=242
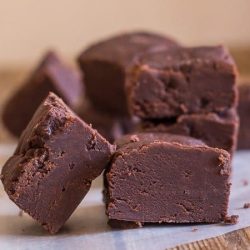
left=1, top=31, right=240, bottom=233
left=78, top=32, right=239, bottom=225
left=127, top=46, right=239, bottom=155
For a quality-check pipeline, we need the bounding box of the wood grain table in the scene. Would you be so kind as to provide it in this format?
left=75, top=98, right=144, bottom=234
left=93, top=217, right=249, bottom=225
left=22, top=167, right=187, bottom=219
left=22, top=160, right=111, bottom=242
left=0, top=56, right=250, bottom=249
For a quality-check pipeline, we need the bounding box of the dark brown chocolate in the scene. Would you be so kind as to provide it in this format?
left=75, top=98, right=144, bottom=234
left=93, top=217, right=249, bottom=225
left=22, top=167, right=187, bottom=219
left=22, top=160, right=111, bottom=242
left=243, top=203, right=250, bottom=209
left=105, top=133, right=231, bottom=226
left=238, top=83, right=250, bottom=149
left=127, top=46, right=238, bottom=119
left=2, top=51, right=84, bottom=137
left=140, top=111, right=239, bottom=155
left=1, top=93, right=114, bottom=234
left=223, top=215, right=239, bottom=225
left=77, top=31, right=179, bottom=115
left=77, top=104, right=138, bottom=143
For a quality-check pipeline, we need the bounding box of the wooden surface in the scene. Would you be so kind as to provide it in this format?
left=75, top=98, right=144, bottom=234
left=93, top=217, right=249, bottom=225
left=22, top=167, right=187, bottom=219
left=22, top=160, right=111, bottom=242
left=0, top=55, right=250, bottom=249
left=171, top=228, right=250, bottom=249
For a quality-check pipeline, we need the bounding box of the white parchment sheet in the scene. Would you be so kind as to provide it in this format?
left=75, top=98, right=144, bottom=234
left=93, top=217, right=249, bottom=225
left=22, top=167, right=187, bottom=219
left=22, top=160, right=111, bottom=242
left=0, top=145, right=249, bottom=250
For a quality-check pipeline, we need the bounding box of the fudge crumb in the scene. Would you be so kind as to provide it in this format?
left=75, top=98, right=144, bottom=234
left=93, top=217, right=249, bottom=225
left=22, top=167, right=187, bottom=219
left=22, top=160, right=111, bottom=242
left=223, top=215, right=239, bottom=225
left=130, top=135, right=139, bottom=143
left=242, top=179, right=249, bottom=186
left=192, top=228, right=198, bottom=232
left=18, top=210, right=24, bottom=217
left=218, top=154, right=227, bottom=165
left=243, top=203, right=250, bottom=209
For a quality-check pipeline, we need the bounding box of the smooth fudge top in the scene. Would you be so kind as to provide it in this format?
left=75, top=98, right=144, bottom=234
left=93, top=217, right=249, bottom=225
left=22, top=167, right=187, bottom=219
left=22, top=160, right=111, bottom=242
left=134, top=45, right=235, bottom=69
left=1, top=93, right=114, bottom=233
left=78, top=31, right=179, bottom=68
left=127, top=45, right=238, bottom=119
left=115, top=133, right=206, bottom=151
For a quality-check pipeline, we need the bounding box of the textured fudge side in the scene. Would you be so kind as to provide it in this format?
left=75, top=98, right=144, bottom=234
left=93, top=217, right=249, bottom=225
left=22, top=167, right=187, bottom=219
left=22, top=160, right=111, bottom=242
left=105, top=133, right=231, bottom=226
left=1, top=93, right=114, bottom=234
left=77, top=104, right=138, bottom=143
left=141, top=111, right=239, bottom=155
left=2, top=51, right=84, bottom=137
left=78, top=31, right=179, bottom=115
left=127, top=46, right=238, bottom=119
left=238, top=83, right=250, bottom=149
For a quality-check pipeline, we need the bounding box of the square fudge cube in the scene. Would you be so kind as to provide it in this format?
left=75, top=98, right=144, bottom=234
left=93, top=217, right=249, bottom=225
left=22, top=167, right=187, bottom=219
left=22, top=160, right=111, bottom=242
left=105, top=133, right=231, bottom=226
left=141, top=111, right=239, bottom=155
left=2, top=51, right=84, bottom=136
left=77, top=31, right=179, bottom=115
left=127, top=46, right=238, bottom=119
left=238, top=82, right=250, bottom=149
left=1, top=93, right=114, bottom=234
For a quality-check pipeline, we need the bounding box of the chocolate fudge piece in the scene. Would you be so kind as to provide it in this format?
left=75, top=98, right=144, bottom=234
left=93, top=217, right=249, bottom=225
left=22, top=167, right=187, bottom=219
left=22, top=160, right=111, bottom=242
left=238, top=83, right=250, bottom=149
left=1, top=93, right=114, bottom=234
left=78, top=31, right=179, bottom=115
left=127, top=46, right=238, bottom=119
left=223, top=215, right=239, bottom=225
left=77, top=104, right=138, bottom=143
left=105, top=133, right=231, bottom=226
left=2, top=51, right=84, bottom=137
left=141, top=111, right=239, bottom=155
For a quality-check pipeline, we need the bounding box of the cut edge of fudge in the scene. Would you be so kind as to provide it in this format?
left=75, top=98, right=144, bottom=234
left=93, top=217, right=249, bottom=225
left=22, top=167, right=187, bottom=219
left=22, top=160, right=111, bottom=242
left=105, top=133, right=231, bottom=226
left=140, top=110, right=239, bottom=155
left=1, top=92, right=115, bottom=234
left=126, top=45, right=238, bottom=119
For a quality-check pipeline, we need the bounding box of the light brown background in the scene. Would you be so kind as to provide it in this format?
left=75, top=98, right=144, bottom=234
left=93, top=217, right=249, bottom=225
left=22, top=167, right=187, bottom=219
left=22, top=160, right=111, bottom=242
left=0, top=0, right=250, bottom=66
